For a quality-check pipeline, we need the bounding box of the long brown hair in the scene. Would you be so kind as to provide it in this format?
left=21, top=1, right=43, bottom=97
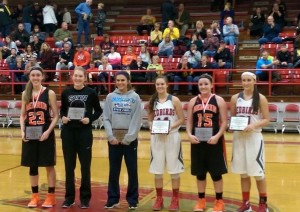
left=115, top=71, right=132, bottom=90
left=148, top=75, right=168, bottom=113
left=23, top=66, right=44, bottom=104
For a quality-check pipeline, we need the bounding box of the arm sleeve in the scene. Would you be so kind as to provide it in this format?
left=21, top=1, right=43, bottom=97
left=123, top=96, right=142, bottom=144
left=75, top=3, right=83, bottom=15
left=88, top=91, right=102, bottom=122
left=103, top=96, right=115, bottom=141
left=223, top=25, right=229, bottom=36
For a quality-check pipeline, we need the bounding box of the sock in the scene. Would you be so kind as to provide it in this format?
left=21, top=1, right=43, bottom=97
left=31, top=186, right=39, bottom=193
left=198, top=192, right=205, bottom=199
left=242, top=192, right=250, bottom=202
left=172, top=188, right=179, bottom=197
left=48, top=187, right=55, bottom=193
left=259, top=193, right=267, bottom=204
left=156, top=187, right=163, bottom=197
left=216, top=192, right=223, bottom=200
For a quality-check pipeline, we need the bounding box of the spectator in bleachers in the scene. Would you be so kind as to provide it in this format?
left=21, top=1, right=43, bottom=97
left=38, top=42, right=55, bottom=80
left=54, top=42, right=74, bottom=82
left=186, top=33, right=203, bottom=52
left=173, top=55, right=193, bottom=95
left=137, top=8, right=156, bottom=36
left=150, top=23, right=163, bottom=46
left=100, top=34, right=115, bottom=55
left=220, top=1, right=235, bottom=30
left=63, top=8, right=72, bottom=24
left=213, top=40, right=232, bottom=69
left=30, top=34, right=42, bottom=55
left=0, top=42, right=10, bottom=59
left=269, top=3, right=285, bottom=31
left=249, top=7, right=265, bottom=38
left=175, top=3, right=190, bottom=37
left=30, top=25, right=46, bottom=43
left=75, top=0, right=93, bottom=45
left=11, top=4, right=23, bottom=24
left=42, top=0, right=57, bottom=35
left=13, top=23, right=30, bottom=49
left=91, top=44, right=103, bottom=67
left=4, top=35, right=18, bottom=52
left=53, top=22, right=72, bottom=48
left=163, top=20, right=180, bottom=46
left=146, top=55, right=164, bottom=82
left=203, top=29, right=219, bottom=57
left=139, top=44, right=151, bottom=64
left=161, top=0, right=176, bottom=31
left=255, top=50, right=277, bottom=81
left=258, top=16, right=282, bottom=45
left=158, top=35, right=174, bottom=58
left=6, top=47, right=17, bottom=68
left=194, top=20, right=207, bottom=41
left=94, top=3, right=106, bottom=36
left=183, top=43, right=201, bottom=68
left=275, top=44, right=293, bottom=68
left=22, top=1, right=33, bottom=33
left=129, top=55, right=148, bottom=83
left=107, top=46, right=121, bottom=70
left=21, top=44, right=35, bottom=64
left=192, top=55, right=214, bottom=91
left=32, top=2, right=43, bottom=31
left=211, top=20, right=223, bottom=41
left=0, top=0, right=13, bottom=38
left=98, top=56, right=113, bottom=94
left=122, top=46, right=137, bottom=70
left=276, top=0, right=287, bottom=17
left=21, top=53, right=40, bottom=89
left=9, top=55, right=24, bottom=94
left=73, top=44, right=91, bottom=69
left=293, top=45, right=300, bottom=68
left=223, top=17, right=239, bottom=45
left=53, top=4, right=63, bottom=27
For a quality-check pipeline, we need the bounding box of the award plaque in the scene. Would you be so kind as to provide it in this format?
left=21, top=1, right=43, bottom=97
left=229, top=116, right=250, bottom=131
left=67, top=107, right=85, bottom=120
left=151, top=120, right=170, bottom=134
left=194, top=127, right=213, bottom=142
left=25, top=126, right=43, bottom=140
left=113, top=129, right=127, bottom=141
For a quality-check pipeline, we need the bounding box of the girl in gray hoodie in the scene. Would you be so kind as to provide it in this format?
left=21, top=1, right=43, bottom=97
left=103, top=71, right=142, bottom=210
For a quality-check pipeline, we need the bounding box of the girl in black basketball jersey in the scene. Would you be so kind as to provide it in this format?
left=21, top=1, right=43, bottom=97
left=20, top=66, right=59, bottom=208
left=186, top=73, right=228, bottom=212
left=60, top=66, right=102, bottom=209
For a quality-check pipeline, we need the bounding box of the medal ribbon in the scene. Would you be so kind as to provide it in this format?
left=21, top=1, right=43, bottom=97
left=32, top=87, right=43, bottom=114
left=200, top=94, right=214, bottom=126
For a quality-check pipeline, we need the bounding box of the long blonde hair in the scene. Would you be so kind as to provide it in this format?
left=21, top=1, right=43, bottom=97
left=23, top=66, right=44, bottom=104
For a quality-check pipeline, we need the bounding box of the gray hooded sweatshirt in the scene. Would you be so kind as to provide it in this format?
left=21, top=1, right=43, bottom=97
left=103, top=88, right=142, bottom=145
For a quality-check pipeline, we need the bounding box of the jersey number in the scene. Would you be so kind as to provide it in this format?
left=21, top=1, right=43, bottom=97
left=28, top=111, right=45, bottom=125
left=197, top=113, right=213, bottom=127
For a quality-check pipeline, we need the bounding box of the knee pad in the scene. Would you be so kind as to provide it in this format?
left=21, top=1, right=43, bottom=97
left=211, top=175, right=222, bottom=182
left=241, top=174, right=249, bottom=178
left=155, top=174, right=163, bottom=179
left=254, top=175, right=265, bottom=181
left=170, top=174, right=180, bottom=179
left=29, top=167, right=38, bottom=176
left=197, top=174, right=206, bottom=181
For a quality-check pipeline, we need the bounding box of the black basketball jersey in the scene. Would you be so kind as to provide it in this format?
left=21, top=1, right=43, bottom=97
left=192, top=94, right=220, bottom=135
left=25, top=88, right=51, bottom=127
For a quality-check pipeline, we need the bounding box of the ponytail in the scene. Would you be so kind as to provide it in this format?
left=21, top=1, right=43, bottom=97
left=252, top=85, right=260, bottom=113
left=148, top=92, right=158, bottom=113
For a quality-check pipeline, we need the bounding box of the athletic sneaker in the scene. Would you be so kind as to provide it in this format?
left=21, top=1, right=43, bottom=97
left=168, top=196, right=179, bottom=211
left=129, top=203, right=138, bottom=210
left=152, top=196, right=164, bottom=211
left=53, top=75, right=60, bottom=82
left=194, top=198, right=206, bottom=212
left=27, top=193, right=40, bottom=208
left=237, top=201, right=252, bottom=212
left=257, top=203, right=269, bottom=212
left=81, top=201, right=90, bottom=209
left=61, top=200, right=75, bottom=208
left=213, top=199, right=225, bottom=212
left=42, top=193, right=56, bottom=208
left=104, top=202, right=120, bottom=209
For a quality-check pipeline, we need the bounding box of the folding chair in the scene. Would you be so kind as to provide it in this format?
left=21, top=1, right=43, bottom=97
left=0, top=101, right=10, bottom=127
left=267, top=104, right=279, bottom=133
left=281, top=104, right=300, bottom=134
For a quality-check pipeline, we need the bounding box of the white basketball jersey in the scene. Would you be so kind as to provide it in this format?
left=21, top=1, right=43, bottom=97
left=236, top=93, right=262, bottom=132
left=154, top=95, right=179, bottom=133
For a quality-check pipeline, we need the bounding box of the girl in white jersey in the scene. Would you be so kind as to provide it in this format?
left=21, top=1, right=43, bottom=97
left=230, top=72, right=270, bottom=212
left=148, top=75, right=184, bottom=211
